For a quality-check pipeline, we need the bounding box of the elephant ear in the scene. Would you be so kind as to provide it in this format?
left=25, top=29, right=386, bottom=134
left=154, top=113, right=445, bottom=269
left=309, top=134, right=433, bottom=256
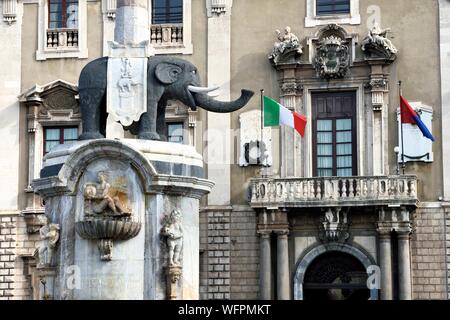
left=155, top=62, right=183, bottom=84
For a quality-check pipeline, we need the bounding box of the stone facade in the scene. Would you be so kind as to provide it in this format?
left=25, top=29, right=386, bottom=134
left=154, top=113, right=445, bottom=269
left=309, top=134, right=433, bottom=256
left=411, top=207, right=448, bottom=300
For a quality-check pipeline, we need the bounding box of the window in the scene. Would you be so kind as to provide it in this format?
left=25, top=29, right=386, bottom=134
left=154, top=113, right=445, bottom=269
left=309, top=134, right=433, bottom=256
left=44, top=127, right=78, bottom=154
left=48, top=0, right=78, bottom=29
left=316, top=0, right=350, bottom=16
left=152, top=0, right=183, bottom=24
left=305, top=0, right=360, bottom=27
left=312, top=92, right=357, bottom=177
left=167, top=122, right=184, bottom=144
left=149, top=0, right=193, bottom=55
left=36, top=0, right=88, bottom=60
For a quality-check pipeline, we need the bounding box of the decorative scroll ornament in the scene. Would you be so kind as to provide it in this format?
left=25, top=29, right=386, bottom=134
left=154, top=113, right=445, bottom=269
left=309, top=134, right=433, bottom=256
left=362, top=23, right=398, bottom=59
left=319, top=208, right=350, bottom=242
left=268, top=26, right=303, bottom=66
left=75, top=171, right=141, bottom=261
left=314, top=35, right=350, bottom=79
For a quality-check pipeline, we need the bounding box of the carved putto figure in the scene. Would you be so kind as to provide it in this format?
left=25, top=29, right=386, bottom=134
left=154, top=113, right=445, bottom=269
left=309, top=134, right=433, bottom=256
left=362, top=23, right=398, bottom=57
left=38, top=218, right=60, bottom=267
left=268, top=26, right=303, bottom=64
left=83, top=172, right=131, bottom=217
left=161, top=209, right=183, bottom=267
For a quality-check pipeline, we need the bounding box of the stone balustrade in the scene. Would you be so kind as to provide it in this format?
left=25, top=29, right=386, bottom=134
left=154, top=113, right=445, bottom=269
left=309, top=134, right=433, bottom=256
left=150, top=24, right=183, bottom=46
left=250, top=176, right=418, bottom=208
left=46, top=29, right=79, bottom=49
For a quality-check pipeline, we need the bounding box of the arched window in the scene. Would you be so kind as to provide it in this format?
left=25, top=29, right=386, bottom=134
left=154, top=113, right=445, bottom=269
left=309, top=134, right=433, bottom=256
left=152, top=0, right=183, bottom=24
left=316, top=0, right=350, bottom=16
left=48, top=0, right=78, bottom=29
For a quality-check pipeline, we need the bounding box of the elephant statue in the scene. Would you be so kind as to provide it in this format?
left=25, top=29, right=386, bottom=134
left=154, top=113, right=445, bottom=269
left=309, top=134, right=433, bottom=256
left=78, top=56, right=254, bottom=140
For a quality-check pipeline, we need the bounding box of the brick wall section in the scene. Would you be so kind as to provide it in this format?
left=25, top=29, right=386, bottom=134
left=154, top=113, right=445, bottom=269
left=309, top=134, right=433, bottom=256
left=0, top=216, right=17, bottom=300
left=199, top=209, right=231, bottom=299
left=447, top=210, right=450, bottom=298
left=411, top=208, right=448, bottom=300
left=229, top=207, right=259, bottom=300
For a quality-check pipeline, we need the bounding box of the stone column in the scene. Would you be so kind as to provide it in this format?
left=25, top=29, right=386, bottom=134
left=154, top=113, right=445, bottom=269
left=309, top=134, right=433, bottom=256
left=279, top=77, right=302, bottom=178
left=114, top=0, right=149, bottom=44
left=398, top=231, right=412, bottom=300
left=368, top=63, right=389, bottom=176
left=378, top=231, right=393, bottom=300
left=276, top=230, right=290, bottom=300
left=258, top=230, right=272, bottom=300
left=206, top=0, right=232, bottom=205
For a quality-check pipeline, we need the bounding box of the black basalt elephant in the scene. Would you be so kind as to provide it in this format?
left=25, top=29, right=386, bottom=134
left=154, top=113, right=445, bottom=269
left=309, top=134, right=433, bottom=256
left=78, top=56, right=254, bottom=140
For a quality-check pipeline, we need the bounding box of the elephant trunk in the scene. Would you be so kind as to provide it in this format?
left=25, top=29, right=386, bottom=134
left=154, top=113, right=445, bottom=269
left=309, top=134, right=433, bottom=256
left=193, top=90, right=254, bottom=113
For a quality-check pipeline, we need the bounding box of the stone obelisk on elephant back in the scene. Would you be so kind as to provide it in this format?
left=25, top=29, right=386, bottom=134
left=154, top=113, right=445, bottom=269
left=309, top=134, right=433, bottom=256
left=31, top=0, right=253, bottom=300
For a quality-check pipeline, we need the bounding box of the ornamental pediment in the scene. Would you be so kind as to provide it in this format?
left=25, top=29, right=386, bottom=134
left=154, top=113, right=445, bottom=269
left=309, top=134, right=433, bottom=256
left=19, top=79, right=80, bottom=119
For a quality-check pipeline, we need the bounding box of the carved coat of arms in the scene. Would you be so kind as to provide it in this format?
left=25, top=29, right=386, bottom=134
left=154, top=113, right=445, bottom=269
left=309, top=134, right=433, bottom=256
left=107, top=57, right=147, bottom=126
left=314, top=35, right=350, bottom=79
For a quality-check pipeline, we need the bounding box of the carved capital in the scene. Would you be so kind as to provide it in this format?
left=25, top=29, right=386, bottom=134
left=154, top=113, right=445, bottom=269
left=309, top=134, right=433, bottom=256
left=280, top=81, right=302, bottom=97
left=274, top=229, right=290, bottom=237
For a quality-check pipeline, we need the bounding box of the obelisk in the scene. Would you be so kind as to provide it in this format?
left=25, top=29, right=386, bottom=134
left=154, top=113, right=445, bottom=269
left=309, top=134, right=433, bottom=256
left=106, top=0, right=152, bottom=139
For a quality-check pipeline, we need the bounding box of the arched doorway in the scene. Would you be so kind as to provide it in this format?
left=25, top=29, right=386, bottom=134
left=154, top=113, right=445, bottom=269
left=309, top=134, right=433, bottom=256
left=293, top=243, right=378, bottom=300
left=303, top=251, right=369, bottom=300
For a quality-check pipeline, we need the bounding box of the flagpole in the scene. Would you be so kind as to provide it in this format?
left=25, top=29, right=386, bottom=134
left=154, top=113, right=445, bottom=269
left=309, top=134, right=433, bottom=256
left=260, top=89, right=264, bottom=174
left=399, top=81, right=405, bottom=175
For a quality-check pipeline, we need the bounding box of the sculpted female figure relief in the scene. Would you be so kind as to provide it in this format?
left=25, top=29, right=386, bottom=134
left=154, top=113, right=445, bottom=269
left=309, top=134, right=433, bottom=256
left=83, top=172, right=131, bottom=217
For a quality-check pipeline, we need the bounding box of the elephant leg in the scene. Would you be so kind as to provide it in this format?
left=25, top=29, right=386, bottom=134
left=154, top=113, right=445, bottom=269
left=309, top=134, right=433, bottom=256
left=138, top=100, right=160, bottom=140
left=156, top=100, right=168, bottom=141
left=79, top=88, right=106, bottom=140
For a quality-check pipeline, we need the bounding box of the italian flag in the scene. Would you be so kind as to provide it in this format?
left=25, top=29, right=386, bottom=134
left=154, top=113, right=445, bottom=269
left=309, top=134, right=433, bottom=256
left=263, top=96, right=307, bottom=137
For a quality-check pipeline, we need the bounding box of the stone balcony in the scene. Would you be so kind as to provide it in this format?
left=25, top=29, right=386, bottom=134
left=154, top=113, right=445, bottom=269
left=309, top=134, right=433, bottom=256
left=150, top=24, right=183, bottom=47
left=250, top=175, right=418, bottom=209
left=46, top=28, right=78, bottom=49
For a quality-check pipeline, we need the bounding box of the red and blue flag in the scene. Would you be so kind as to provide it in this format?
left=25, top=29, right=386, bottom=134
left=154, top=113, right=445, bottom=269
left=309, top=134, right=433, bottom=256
left=400, top=96, right=435, bottom=142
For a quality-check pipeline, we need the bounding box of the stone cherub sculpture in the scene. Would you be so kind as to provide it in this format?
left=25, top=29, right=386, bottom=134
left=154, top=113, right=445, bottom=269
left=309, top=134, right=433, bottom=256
left=161, top=209, right=183, bottom=267
left=362, top=23, right=398, bottom=56
left=38, top=218, right=60, bottom=267
left=268, top=26, right=303, bottom=64
left=83, top=172, right=131, bottom=217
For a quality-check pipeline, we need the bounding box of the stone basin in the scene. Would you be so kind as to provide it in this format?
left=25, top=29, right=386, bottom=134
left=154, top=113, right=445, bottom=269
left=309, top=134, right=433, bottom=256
left=75, top=217, right=141, bottom=241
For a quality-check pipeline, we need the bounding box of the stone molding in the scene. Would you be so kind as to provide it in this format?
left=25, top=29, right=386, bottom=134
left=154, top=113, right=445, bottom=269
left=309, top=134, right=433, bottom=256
left=31, top=139, right=214, bottom=199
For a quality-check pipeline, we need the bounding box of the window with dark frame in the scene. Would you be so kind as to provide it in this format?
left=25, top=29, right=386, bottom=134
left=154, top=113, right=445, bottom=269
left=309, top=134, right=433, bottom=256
left=152, top=0, right=183, bottom=24
left=44, top=127, right=78, bottom=154
left=316, top=0, right=350, bottom=16
left=167, top=122, right=184, bottom=144
left=48, top=0, right=79, bottom=29
left=312, top=92, right=357, bottom=177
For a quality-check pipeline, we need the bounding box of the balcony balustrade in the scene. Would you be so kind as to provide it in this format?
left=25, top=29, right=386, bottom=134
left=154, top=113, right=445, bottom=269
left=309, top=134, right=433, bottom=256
left=250, top=176, right=418, bottom=208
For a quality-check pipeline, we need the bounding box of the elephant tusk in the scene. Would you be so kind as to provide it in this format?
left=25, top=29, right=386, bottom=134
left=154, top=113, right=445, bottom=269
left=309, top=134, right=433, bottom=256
left=187, top=85, right=220, bottom=93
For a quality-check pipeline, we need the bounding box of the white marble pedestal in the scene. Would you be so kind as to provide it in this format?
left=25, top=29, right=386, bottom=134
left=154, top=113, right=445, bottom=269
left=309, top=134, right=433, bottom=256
left=32, top=139, right=213, bottom=300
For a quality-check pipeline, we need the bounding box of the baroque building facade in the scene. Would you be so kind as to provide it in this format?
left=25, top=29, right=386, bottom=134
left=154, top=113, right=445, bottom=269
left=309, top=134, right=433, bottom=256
left=0, top=0, right=449, bottom=300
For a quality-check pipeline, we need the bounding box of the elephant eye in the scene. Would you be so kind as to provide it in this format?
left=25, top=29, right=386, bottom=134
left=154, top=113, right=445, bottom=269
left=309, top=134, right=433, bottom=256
left=192, top=70, right=196, bottom=74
